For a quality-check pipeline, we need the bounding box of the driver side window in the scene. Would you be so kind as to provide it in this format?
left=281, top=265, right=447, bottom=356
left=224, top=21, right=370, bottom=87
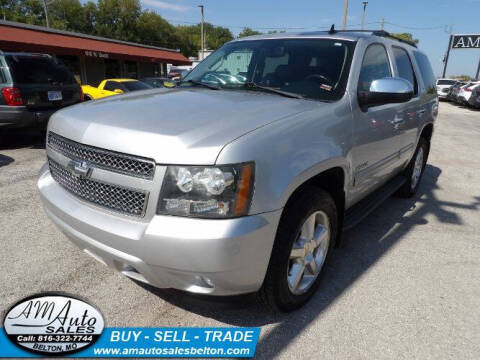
left=358, top=44, right=391, bottom=92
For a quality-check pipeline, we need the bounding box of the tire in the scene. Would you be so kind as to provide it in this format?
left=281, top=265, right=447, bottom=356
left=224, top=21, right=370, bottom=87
left=396, top=137, right=428, bottom=198
left=260, top=186, right=338, bottom=312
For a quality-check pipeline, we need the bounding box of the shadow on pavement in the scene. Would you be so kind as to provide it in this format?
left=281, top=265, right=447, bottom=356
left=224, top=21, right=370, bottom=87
left=0, top=154, right=14, bottom=167
left=138, top=165, right=480, bottom=358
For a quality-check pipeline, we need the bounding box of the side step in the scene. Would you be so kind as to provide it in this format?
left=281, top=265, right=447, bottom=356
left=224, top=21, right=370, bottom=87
left=343, top=175, right=407, bottom=231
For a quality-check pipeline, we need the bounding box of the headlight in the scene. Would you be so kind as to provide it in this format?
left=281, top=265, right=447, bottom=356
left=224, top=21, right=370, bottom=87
left=157, top=162, right=255, bottom=218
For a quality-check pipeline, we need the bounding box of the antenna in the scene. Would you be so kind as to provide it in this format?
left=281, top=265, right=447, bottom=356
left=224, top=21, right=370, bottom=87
left=329, top=24, right=336, bottom=34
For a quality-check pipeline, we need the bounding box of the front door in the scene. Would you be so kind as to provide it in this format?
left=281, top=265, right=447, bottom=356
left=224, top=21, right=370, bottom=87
left=350, top=43, right=406, bottom=204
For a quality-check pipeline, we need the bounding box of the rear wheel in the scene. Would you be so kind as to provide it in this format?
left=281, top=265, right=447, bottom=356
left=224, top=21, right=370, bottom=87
left=260, top=186, right=337, bottom=312
left=397, top=137, right=428, bottom=198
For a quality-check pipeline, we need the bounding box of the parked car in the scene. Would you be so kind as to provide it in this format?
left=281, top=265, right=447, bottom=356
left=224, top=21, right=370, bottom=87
left=82, top=79, right=152, bottom=100
left=0, top=52, right=82, bottom=130
left=38, top=30, right=437, bottom=311
left=168, top=67, right=191, bottom=81
left=467, top=84, right=480, bottom=109
left=457, top=82, right=480, bottom=105
left=436, top=78, right=456, bottom=100
left=447, top=81, right=467, bottom=102
left=139, top=77, right=176, bottom=88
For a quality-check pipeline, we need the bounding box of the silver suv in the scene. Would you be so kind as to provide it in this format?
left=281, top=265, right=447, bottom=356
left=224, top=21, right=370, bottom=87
left=38, top=30, right=437, bottom=311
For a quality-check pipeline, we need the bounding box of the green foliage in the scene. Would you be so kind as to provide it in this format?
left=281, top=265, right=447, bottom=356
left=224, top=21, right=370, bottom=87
left=238, top=27, right=262, bottom=38
left=1, top=0, right=234, bottom=57
left=451, top=75, right=472, bottom=81
left=391, top=32, right=419, bottom=45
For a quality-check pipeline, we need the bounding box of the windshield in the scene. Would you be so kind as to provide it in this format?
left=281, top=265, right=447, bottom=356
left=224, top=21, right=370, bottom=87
left=437, top=79, right=456, bottom=85
left=183, top=39, right=355, bottom=101
left=123, top=81, right=152, bottom=91
left=6, top=55, right=76, bottom=85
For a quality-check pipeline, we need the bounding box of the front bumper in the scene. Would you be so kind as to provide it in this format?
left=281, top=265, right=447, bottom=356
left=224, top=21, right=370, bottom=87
left=0, top=106, right=57, bottom=128
left=38, top=164, right=281, bottom=296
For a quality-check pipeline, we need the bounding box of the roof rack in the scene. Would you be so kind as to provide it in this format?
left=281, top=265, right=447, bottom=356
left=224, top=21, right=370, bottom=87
left=327, top=25, right=417, bottom=48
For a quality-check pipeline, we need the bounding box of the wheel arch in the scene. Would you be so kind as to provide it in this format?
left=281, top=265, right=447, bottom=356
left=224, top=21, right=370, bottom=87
left=281, top=166, right=346, bottom=246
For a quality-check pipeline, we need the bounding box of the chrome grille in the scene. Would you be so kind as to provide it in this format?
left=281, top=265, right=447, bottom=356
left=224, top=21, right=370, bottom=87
left=48, top=159, right=148, bottom=217
left=47, top=132, right=155, bottom=179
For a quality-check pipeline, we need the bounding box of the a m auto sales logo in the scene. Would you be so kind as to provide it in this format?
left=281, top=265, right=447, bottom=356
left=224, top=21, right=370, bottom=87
left=3, top=293, right=104, bottom=355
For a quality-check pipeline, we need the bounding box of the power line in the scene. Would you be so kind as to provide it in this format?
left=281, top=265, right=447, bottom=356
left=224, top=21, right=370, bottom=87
left=384, top=21, right=445, bottom=31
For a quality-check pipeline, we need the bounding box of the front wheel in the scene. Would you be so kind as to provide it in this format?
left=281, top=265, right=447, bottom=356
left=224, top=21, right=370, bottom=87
left=260, top=186, right=337, bottom=312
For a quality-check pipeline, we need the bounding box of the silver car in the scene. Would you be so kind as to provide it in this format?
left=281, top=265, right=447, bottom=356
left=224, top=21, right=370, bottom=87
left=38, top=30, right=437, bottom=311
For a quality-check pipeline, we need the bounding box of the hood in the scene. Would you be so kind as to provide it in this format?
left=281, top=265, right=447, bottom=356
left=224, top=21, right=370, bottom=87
left=48, top=88, right=318, bottom=164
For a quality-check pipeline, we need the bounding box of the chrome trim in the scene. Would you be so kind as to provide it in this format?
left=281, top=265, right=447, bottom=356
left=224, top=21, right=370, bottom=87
left=47, top=132, right=156, bottom=180
left=48, top=158, right=149, bottom=217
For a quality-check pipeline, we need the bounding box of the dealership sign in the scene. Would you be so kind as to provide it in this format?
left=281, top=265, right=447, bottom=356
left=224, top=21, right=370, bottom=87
left=452, top=35, right=480, bottom=49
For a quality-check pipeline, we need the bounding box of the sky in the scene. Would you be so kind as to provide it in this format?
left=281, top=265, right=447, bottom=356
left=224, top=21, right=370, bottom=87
left=136, top=0, right=479, bottom=77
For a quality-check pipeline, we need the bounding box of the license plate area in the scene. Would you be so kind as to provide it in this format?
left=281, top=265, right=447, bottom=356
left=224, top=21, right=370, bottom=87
left=48, top=91, right=62, bottom=101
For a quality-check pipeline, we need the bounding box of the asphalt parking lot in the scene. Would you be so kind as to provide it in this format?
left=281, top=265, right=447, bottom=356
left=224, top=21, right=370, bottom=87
left=1, top=102, right=479, bottom=359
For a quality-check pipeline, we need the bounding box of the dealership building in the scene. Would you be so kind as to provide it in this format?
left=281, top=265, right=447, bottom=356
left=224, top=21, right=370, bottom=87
left=0, top=20, right=191, bottom=85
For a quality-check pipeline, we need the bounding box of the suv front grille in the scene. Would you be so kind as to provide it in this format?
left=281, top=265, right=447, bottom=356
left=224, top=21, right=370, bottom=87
left=47, top=132, right=155, bottom=179
left=48, top=159, right=148, bottom=217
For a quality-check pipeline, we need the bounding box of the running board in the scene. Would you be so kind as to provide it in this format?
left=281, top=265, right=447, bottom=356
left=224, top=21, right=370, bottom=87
left=343, top=175, right=407, bottom=231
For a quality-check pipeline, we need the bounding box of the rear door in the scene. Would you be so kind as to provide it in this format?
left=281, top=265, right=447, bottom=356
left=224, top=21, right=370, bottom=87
left=390, top=46, right=421, bottom=165
left=5, top=54, right=81, bottom=110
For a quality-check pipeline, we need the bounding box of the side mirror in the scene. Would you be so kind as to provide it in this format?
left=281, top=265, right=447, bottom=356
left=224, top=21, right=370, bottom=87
left=113, top=89, right=124, bottom=94
left=358, top=77, right=413, bottom=109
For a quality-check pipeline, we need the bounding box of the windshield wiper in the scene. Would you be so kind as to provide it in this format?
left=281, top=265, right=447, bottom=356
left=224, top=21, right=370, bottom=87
left=181, top=79, right=220, bottom=90
left=244, top=82, right=304, bottom=99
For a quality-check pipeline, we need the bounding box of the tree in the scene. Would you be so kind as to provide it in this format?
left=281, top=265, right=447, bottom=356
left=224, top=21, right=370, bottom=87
left=175, top=23, right=233, bottom=57
left=1, top=0, right=233, bottom=57
left=48, top=0, right=84, bottom=31
left=95, top=0, right=141, bottom=42
left=135, top=11, right=181, bottom=49
left=392, top=32, right=419, bottom=45
left=238, top=27, right=262, bottom=38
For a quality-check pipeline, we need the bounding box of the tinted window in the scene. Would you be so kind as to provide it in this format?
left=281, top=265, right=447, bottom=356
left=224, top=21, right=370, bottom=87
left=437, top=79, right=456, bottom=85
left=358, top=44, right=392, bottom=92
left=184, top=39, right=356, bottom=101
left=103, top=81, right=121, bottom=91
left=0, top=66, right=6, bottom=83
left=122, top=81, right=152, bottom=91
left=413, top=51, right=436, bottom=93
left=5, top=55, right=76, bottom=85
left=393, top=47, right=417, bottom=95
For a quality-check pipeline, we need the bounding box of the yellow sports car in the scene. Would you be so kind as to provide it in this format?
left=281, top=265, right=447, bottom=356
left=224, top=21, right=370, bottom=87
left=81, top=78, right=153, bottom=100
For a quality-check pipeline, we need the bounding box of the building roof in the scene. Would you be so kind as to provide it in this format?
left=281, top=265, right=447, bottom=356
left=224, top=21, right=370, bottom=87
left=0, top=20, right=191, bottom=65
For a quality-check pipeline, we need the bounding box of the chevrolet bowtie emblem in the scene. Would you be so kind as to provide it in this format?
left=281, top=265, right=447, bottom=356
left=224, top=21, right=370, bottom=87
left=67, top=160, right=92, bottom=179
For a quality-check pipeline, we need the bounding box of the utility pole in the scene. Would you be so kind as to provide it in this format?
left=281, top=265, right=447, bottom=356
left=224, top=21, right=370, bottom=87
left=42, top=0, right=50, bottom=28
left=342, top=0, right=348, bottom=30
left=198, top=5, right=204, bottom=60
left=380, top=18, right=385, bottom=30
left=361, top=1, right=368, bottom=30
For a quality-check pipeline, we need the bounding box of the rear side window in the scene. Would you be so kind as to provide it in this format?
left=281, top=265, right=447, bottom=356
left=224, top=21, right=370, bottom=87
left=122, top=81, right=151, bottom=91
left=358, top=44, right=392, bottom=92
left=104, top=81, right=124, bottom=91
left=392, top=47, right=417, bottom=95
left=413, top=51, right=436, bottom=94
left=5, top=55, right=76, bottom=85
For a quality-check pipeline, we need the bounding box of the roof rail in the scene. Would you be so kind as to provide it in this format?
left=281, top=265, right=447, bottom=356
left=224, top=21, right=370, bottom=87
left=326, top=25, right=417, bottom=48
